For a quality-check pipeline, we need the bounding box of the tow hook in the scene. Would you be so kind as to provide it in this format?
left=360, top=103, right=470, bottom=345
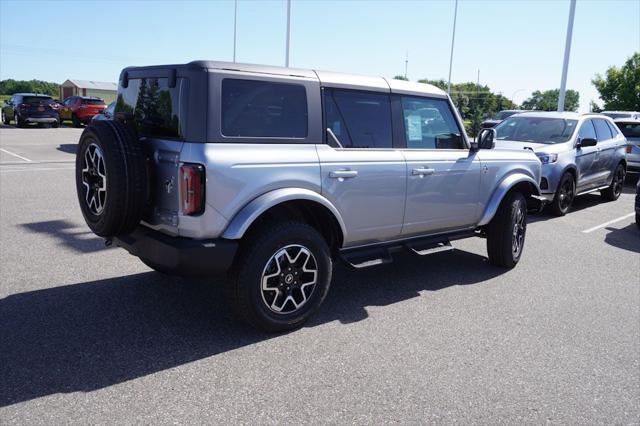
left=104, top=238, right=113, bottom=247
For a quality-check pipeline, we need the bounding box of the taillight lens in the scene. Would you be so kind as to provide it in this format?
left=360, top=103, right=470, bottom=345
left=19, top=103, right=28, bottom=111
left=180, top=163, right=205, bottom=215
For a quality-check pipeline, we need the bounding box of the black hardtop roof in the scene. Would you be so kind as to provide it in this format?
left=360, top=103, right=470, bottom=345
left=121, top=60, right=317, bottom=80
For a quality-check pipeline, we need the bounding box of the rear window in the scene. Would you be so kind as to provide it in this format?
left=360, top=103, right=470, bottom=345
left=22, top=96, right=53, bottom=105
left=221, top=79, right=308, bottom=138
left=82, top=98, right=104, bottom=105
left=617, top=122, right=640, bottom=138
left=115, top=77, right=183, bottom=139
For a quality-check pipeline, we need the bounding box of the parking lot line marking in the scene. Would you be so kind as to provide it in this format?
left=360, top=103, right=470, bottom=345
left=582, top=212, right=635, bottom=234
left=0, top=167, right=74, bottom=173
left=0, top=148, right=32, bottom=162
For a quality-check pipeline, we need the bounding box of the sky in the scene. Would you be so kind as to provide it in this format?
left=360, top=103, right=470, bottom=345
left=1, top=0, right=638, bottom=112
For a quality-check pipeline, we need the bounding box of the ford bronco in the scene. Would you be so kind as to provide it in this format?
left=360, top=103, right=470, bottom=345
left=75, top=61, right=542, bottom=331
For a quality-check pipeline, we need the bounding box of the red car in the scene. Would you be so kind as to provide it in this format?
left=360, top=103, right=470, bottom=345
left=59, top=96, right=107, bottom=127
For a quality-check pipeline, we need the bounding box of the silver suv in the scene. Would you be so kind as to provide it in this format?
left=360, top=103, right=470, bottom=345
left=493, top=112, right=627, bottom=215
left=75, top=61, right=542, bottom=331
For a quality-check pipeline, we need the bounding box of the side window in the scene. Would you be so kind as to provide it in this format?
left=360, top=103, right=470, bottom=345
left=578, top=120, right=596, bottom=141
left=324, top=89, right=392, bottom=149
left=221, top=79, right=307, bottom=138
left=400, top=96, right=464, bottom=149
left=593, top=119, right=613, bottom=141
left=606, top=120, right=619, bottom=137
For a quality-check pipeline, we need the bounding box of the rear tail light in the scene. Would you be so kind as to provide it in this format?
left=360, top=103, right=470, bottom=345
left=626, top=144, right=633, bottom=153
left=180, top=163, right=205, bottom=215
left=19, top=103, right=28, bottom=111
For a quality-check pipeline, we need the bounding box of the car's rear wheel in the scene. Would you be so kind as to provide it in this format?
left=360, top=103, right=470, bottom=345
left=550, top=172, right=575, bottom=216
left=72, top=113, right=81, bottom=128
left=600, top=163, right=625, bottom=201
left=486, top=191, right=527, bottom=268
left=229, top=221, right=332, bottom=332
left=75, top=120, right=148, bottom=237
left=16, top=115, right=26, bottom=128
left=1, top=110, right=9, bottom=125
left=51, top=120, right=60, bottom=128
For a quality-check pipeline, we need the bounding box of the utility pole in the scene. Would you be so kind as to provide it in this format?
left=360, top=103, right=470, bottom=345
left=285, top=0, right=291, bottom=67
left=233, top=0, right=238, bottom=62
left=447, top=0, right=458, bottom=94
left=404, top=51, right=408, bottom=80
left=476, top=69, right=480, bottom=98
left=558, top=0, right=576, bottom=112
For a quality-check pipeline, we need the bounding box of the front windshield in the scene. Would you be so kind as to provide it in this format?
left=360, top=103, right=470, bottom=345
left=495, top=116, right=578, bottom=144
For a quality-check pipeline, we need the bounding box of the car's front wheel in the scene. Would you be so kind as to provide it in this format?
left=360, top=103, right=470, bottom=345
left=1, top=110, right=9, bottom=125
left=550, top=172, right=575, bottom=216
left=229, top=221, right=332, bottom=332
left=486, top=191, right=527, bottom=268
left=600, top=163, right=625, bottom=201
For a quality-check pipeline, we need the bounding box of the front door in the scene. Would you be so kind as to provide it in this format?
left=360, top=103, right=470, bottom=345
left=397, top=95, right=481, bottom=235
left=318, top=88, right=406, bottom=247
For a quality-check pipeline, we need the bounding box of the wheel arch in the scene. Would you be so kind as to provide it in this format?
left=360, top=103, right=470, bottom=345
left=478, top=174, right=541, bottom=226
left=222, top=188, right=347, bottom=249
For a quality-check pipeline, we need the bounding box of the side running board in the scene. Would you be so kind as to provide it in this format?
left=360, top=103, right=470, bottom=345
left=340, top=236, right=459, bottom=269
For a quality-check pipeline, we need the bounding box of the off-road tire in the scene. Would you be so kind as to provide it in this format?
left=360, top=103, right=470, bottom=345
left=75, top=120, right=148, bottom=237
left=486, top=191, right=527, bottom=268
left=72, top=113, right=81, bottom=128
left=229, top=221, right=332, bottom=332
left=600, top=163, right=625, bottom=201
left=550, top=172, right=575, bottom=216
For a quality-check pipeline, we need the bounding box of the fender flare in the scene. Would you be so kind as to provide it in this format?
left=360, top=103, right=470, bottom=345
left=477, top=174, right=541, bottom=226
left=222, top=188, right=348, bottom=241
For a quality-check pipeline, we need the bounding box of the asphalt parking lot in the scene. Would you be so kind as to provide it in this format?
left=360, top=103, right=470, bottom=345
left=0, top=126, right=638, bottom=424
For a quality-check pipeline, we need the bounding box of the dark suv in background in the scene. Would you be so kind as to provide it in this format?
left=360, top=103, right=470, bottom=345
left=2, top=93, right=60, bottom=128
left=59, top=96, right=107, bottom=127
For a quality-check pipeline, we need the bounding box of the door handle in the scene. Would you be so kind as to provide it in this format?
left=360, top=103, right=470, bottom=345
left=329, top=170, right=358, bottom=179
left=412, top=167, right=435, bottom=176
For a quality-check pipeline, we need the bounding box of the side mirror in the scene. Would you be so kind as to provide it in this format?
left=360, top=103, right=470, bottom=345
left=578, top=138, right=597, bottom=148
left=475, top=128, right=496, bottom=150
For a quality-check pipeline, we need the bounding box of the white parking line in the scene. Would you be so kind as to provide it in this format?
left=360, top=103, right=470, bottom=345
left=0, top=167, right=74, bottom=173
left=582, top=213, right=635, bottom=234
left=0, top=148, right=32, bottom=162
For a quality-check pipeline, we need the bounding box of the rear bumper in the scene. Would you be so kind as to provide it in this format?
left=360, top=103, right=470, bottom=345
left=114, top=226, right=238, bottom=276
left=25, top=116, right=58, bottom=123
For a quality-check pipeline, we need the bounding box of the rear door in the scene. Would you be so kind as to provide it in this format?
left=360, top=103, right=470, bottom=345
left=575, top=119, right=599, bottom=191
left=317, top=88, right=406, bottom=247
left=398, top=95, right=481, bottom=236
left=593, top=118, right=616, bottom=185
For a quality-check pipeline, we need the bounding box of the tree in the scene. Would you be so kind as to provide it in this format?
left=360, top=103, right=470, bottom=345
left=521, top=89, right=579, bottom=112
left=0, top=79, right=59, bottom=96
left=592, top=52, right=640, bottom=111
left=393, top=75, right=409, bottom=81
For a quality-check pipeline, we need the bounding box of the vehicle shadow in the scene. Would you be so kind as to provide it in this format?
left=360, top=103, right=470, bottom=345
left=603, top=223, right=640, bottom=253
left=57, top=144, right=77, bottom=154
left=529, top=178, right=638, bottom=224
left=20, top=219, right=110, bottom=253
left=0, top=249, right=502, bottom=407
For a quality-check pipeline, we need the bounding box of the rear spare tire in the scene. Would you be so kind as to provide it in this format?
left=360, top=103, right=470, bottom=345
left=75, top=120, right=148, bottom=237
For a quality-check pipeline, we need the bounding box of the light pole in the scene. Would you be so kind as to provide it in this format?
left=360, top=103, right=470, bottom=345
left=511, top=88, right=525, bottom=106
left=233, top=0, right=238, bottom=62
left=285, top=0, right=291, bottom=67
left=447, top=0, right=459, bottom=94
left=557, top=0, right=576, bottom=112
